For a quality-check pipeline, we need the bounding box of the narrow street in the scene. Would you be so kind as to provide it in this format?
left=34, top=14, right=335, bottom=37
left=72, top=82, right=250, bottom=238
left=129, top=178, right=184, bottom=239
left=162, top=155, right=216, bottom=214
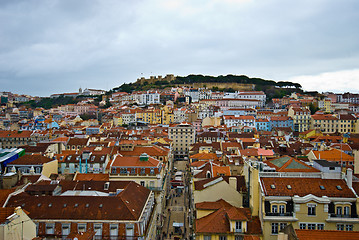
left=160, top=160, right=193, bottom=240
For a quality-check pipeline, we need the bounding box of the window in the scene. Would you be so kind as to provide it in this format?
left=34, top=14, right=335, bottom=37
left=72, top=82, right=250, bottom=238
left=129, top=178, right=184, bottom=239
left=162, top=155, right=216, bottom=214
left=204, top=236, right=211, bottom=240
left=219, top=236, right=227, bottom=240
left=126, top=224, right=134, bottom=237
left=235, top=221, right=242, bottom=232
left=272, top=205, right=278, bottom=213
left=140, top=181, right=145, bottom=186
left=346, top=224, right=353, bottom=231
left=308, top=204, right=316, bottom=216
left=308, top=224, right=316, bottom=230
left=110, top=224, right=118, bottom=239
left=279, top=205, right=285, bottom=214
left=337, top=224, right=344, bottom=231
left=344, top=206, right=350, bottom=216
left=317, top=224, right=324, bottom=230
left=94, top=223, right=103, bottom=237
left=46, top=223, right=55, bottom=235
left=271, top=223, right=279, bottom=234
left=78, top=223, right=87, bottom=232
left=62, top=223, right=70, bottom=236
left=299, top=223, right=306, bottom=229
left=336, top=206, right=342, bottom=215
left=280, top=223, right=287, bottom=230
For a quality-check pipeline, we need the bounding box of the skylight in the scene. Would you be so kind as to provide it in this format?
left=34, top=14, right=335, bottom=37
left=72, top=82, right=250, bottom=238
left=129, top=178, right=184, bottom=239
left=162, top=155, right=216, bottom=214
left=336, top=185, right=342, bottom=190
left=270, top=184, right=276, bottom=189
left=287, top=185, right=292, bottom=189
left=319, top=185, right=325, bottom=190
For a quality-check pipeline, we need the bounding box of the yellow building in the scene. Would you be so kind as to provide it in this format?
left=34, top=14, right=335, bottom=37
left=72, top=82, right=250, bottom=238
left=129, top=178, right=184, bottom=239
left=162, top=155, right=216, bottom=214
left=259, top=177, right=358, bottom=240
left=288, top=106, right=311, bottom=132
left=0, top=206, right=36, bottom=240
left=310, top=114, right=338, bottom=134
left=336, top=114, right=357, bottom=134
left=113, top=115, right=123, bottom=126
left=193, top=176, right=246, bottom=208
left=161, top=105, right=175, bottom=124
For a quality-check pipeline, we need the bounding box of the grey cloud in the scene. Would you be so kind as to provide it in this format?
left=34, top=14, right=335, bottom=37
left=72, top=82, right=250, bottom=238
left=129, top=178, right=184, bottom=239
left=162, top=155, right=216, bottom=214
left=0, top=0, right=359, bottom=96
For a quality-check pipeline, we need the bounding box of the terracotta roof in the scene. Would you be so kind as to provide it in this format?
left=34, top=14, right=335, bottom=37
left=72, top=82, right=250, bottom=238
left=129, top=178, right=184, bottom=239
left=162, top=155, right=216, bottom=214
left=311, top=149, right=354, bottom=162
left=0, top=189, right=15, bottom=206
left=8, top=154, right=53, bottom=165
left=119, top=145, right=169, bottom=158
left=66, top=230, right=96, bottom=240
left=195, top=199, right=232, bottom=210
left=59, top=180, right=132, bottom=193
left=190, top=152, right=219, bottom=161
left=111, top=155, right=161, bottom=168
left=295, top=229, right=359, bottom=240
left=74, top=173, right=110, bottom=181
left=195, top=205, right=261, bottom=235
left=194, top=162, right=230, bottom=178
left=311, top=114, right=338, bottom=120
left=67, top=137, right=89, bottom=146
left=20, top=143, right=51, bottom=154
left=0, top=130, right=32, bottom=138
left=6, top=182, right=150, bottom=221
left=260, top=177, right=355, bottom=198
left=0, top=207, right=15, bottom=224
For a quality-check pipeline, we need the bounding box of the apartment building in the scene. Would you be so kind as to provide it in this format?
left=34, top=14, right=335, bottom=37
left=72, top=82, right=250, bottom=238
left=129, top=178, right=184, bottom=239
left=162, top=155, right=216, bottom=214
left=6, top=181, right=155, bottom=239
left=288, top=106, right=311, bottom=132
left=168, top=122, right=195, bottom=160
left=259, top=177, right=358, bottom=240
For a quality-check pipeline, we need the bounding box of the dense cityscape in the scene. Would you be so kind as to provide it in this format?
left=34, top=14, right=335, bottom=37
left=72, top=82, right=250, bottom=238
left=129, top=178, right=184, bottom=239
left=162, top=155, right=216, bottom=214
left=0, top=74, right=359, bottom=240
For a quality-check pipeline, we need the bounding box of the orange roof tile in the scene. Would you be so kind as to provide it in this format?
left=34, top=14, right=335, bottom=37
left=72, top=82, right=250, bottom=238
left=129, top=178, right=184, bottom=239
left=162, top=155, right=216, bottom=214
left=295, top=229, right=359, bottom=240
left=311, top=149, right=354, bottom=162
left=260, top=177, right=355, bottom=198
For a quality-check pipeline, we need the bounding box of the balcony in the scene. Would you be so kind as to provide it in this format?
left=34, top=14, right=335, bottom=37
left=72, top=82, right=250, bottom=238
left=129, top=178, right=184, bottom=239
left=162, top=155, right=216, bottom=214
left=263, top=212, right=297, bottom=222
left=329, top=213, right=358, bottom=218
left=327, top=213, right=359, bottom=223
left=266, top=212, right=293, bottom=217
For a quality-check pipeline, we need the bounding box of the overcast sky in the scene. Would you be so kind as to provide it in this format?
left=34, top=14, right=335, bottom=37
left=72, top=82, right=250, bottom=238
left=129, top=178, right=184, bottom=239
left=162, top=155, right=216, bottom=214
left=1, top=0, right=359, bottom=96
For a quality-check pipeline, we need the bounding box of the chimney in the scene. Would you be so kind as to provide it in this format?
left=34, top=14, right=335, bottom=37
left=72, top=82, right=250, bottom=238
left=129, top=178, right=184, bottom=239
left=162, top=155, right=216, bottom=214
left=277, top=232, right=288, bottom=240
left=229, top=177, right=237, bottom=190
left=347, top=168, right=353, bottom=189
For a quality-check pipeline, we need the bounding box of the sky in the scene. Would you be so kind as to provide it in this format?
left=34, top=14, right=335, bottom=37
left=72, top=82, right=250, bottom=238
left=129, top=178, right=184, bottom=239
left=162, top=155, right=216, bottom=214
left=0, top=0, right=359, bottom=97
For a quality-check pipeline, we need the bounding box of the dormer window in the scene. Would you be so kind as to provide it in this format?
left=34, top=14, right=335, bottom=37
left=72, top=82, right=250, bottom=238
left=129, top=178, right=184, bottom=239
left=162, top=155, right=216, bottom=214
left=235, top=221, right=242, bottom=233
left=104, top=182, right=110, bottom=190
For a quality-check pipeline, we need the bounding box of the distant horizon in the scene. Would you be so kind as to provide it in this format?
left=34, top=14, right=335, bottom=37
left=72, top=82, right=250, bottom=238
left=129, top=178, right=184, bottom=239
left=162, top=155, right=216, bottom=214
left=2, top=71, right=359, bottom=98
